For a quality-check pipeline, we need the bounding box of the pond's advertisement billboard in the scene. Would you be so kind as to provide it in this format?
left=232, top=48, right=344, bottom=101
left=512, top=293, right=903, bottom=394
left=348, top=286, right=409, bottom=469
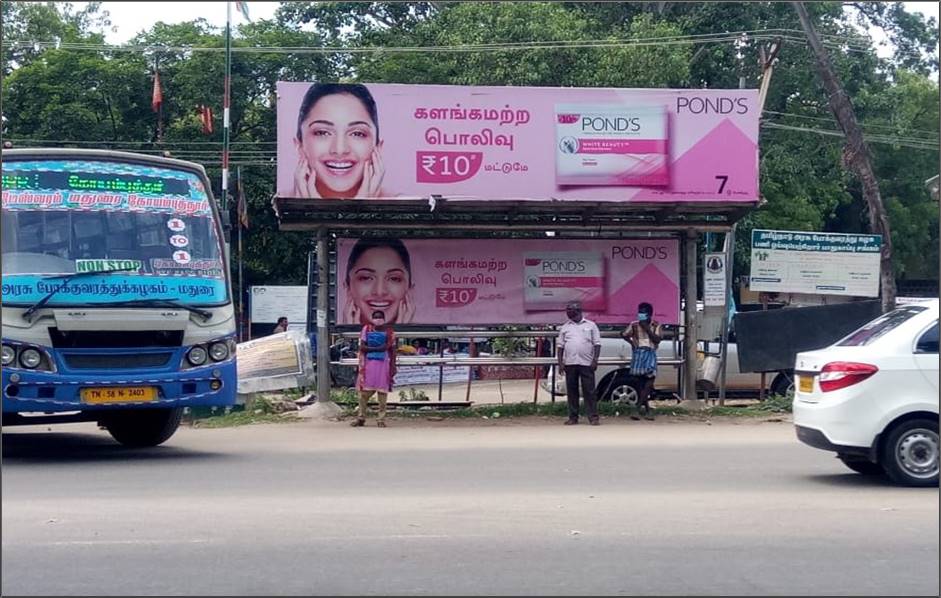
left=336, top=238, right=680, bottom=326
left=277, top=82, right=759, bottom=203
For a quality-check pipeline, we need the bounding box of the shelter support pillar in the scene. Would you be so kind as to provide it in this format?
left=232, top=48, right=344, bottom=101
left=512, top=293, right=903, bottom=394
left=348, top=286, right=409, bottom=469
left=681, top=230, right=704, bottom=410
left=316, top=227, right=332, bottom=404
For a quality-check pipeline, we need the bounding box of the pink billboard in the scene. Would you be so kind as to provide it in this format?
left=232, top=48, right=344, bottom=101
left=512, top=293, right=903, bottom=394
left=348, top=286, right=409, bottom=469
left=336, top=238, right=680, bottom=326
left=277, top=82, right=758, bottom=203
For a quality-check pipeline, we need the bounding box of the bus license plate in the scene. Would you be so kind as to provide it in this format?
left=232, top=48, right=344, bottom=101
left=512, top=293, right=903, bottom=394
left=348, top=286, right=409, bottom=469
left=798, top=376, right=813, bottom=393
left=81, top=387, right=157, bottom=404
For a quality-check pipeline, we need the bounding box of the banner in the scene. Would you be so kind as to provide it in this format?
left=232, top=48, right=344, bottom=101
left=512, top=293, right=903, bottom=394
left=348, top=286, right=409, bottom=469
left=336, top=238, right=679, bottom=325
left=249, top=285, right=308, bottom=325
left=703, top=253, right=727, bottom=307
left=277, top=82, right=759, bottom=203
left=749, top=229, right=882, bottom=297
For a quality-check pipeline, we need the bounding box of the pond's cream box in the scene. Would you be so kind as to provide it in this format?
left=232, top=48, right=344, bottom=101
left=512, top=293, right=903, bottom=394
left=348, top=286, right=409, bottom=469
left=523, top=251, right=606, bottom=312
left=555, top=104, right=669, bottom=186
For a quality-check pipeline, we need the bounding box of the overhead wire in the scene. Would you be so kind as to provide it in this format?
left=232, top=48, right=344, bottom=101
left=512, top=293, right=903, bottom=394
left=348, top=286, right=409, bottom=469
left=1, top=27, right=933, bottom=60
left=762, top=110, right=940, bottom=140
left=761, top=121, right=940, bottom=150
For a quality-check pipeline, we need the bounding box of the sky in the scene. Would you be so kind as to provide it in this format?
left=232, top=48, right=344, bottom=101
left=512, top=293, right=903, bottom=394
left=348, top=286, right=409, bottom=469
left=76, top=1, right=940, bottom=58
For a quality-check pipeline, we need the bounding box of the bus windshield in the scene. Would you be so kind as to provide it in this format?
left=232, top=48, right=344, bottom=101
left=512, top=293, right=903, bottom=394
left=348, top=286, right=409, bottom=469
left=1, top=157, right=229, bottom=307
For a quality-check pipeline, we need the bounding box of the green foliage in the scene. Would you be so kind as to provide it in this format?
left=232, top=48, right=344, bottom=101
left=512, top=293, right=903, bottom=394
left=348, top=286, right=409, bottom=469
left=398, top=388, right=430, bottom=401
left=331, top=387, right=360, bottom=405
left=490, top=328, right=530, bottom=358
left=2, top=1, right=937, bottom=292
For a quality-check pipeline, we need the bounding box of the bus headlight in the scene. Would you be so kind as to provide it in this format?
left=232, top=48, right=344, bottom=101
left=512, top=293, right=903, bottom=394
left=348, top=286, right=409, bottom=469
left=208, top=342, right=229, bottom=362
left=19, top=348, right=42, bottom=369
left=187, top=346, right=208, bottom=366
left=1, top=345, right=15, bottom=366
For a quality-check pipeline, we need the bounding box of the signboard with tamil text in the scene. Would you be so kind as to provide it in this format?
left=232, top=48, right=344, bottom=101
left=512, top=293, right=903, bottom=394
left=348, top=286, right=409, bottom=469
left=749, top=229, right=881, bottom=297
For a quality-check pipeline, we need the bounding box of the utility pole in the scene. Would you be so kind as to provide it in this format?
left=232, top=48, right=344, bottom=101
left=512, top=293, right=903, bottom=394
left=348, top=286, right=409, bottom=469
left=792, top=1, right=896, bottom=312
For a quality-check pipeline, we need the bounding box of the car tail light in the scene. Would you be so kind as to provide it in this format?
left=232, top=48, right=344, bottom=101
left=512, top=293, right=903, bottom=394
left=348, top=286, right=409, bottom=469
left=819, top=362, right=879, bottom=392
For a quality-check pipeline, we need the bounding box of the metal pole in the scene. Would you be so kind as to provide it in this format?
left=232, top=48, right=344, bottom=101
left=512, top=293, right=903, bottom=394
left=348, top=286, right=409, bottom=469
left=717, top=225, right=736, bottom=405
left=437, top=337, right=444, bottom=402
left=532, top=337, right=542, bottom=405
left=550, top=337, right=556, bottom=404
left=683, top=231, right=701, bottom=405
left=316, top=228, right=331, bottom=403
left=718, top=51, right=747, bottom=406
left=221, top=1, right=232, bottom=211
left=465, top=340, right=476, bottom=404
left=236, top=166, right=245, bottom=342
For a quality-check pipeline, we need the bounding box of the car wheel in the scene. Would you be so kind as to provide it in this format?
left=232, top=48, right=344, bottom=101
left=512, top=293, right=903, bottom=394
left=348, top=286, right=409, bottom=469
left=601, top=373, right=641, bottom=406
left=770, top=371, right=794, bottom=398
left=837, top=454, right=884, bottom=476
left=881, top=418, right=939, bottom=487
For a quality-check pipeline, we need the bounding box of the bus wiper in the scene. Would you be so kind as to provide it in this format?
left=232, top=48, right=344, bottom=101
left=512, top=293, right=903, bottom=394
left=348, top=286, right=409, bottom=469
left=22, top=266, right=141, bottom=323
left=106, top=299, right=213, bottom=321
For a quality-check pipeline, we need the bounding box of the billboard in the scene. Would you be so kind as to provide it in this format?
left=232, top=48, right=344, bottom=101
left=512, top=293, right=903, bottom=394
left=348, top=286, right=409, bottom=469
left=749, top=229, right=882, bottom=297
left=249, top=285, right=308, bottom=329
left=336, top=238, right=679, bottom=326
left=277, top=82, right=759, bottom=203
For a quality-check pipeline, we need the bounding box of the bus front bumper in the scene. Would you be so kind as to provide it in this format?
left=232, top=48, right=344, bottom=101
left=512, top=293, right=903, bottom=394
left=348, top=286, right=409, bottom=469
left=2, top=361, right=236, bottom=413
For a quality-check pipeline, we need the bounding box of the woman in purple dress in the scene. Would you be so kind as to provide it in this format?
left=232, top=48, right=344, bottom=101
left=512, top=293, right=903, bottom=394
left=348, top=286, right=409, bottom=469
left=351, top=310, right=397, bottom=427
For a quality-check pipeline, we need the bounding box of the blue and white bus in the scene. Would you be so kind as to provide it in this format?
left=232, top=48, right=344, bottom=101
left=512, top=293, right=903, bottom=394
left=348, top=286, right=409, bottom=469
left=2, top=149, right=237, bottom=446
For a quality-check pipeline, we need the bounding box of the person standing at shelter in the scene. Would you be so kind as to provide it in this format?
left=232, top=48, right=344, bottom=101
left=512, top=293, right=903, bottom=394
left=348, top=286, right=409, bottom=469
left=352, top=310, right=397, bottom=428
left=272, top=316, right=288, bottom=334
left=622, top=302, right=662, bottom=421
left=557, top=301, right=602, bottom=426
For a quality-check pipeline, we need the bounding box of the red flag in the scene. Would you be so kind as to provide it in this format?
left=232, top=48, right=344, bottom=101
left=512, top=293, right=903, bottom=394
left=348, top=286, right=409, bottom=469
left=151, top=70, right=163, bottom=113
left=199, top=105, right=214, bottom=134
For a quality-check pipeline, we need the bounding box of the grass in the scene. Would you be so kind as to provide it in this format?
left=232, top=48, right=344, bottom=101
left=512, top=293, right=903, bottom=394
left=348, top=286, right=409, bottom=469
left=186, top=395, right=300, bottom=428
left=338, top=394, right=793, bottom=420
left=191, top=410, right=298, bottom=428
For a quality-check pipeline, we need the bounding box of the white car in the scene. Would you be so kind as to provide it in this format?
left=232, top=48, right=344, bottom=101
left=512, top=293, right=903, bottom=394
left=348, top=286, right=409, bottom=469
left=793, top=299, right=939, bottom=486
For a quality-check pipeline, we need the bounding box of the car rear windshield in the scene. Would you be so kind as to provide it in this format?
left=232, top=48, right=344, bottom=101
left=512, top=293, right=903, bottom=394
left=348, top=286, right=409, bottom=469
left=837, top=306, right=927, bottom=347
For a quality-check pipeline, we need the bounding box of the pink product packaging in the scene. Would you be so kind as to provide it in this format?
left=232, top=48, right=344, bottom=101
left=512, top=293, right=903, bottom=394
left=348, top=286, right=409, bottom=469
left=523, top=252, right=606, bottom=312
left=555, top=104, right=669, bottom=187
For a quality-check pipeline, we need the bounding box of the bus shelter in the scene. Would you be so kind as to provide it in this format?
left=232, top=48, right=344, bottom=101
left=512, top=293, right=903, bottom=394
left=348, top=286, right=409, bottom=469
left=271, top=82, right=761, bottom=408
left=273, top=197, right=757, bottom=407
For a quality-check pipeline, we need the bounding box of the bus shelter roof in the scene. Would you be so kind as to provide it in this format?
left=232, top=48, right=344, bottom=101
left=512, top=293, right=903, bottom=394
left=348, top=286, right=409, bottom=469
left=272, top=197, right=759, bottom=235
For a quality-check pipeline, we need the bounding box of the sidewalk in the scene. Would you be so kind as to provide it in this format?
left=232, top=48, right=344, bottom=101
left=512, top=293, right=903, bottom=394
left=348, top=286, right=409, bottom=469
left=389, top=379, right=762, bottom=407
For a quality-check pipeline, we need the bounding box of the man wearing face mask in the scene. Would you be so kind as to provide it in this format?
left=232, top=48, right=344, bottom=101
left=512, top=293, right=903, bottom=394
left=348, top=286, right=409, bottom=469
left=622, top=302, right=662, bottom=420
left=557, top=301, right=602, bottom=426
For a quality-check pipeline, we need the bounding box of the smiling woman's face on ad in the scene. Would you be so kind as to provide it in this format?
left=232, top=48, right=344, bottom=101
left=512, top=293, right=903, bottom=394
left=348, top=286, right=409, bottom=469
left=346, top=246, right=412, bottom=326
left=295, top=93, right=379, bottom=198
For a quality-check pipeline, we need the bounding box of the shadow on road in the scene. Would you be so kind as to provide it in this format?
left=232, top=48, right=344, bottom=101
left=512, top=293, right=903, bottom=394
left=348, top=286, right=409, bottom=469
left=1, top=430, right=234, bottom=464
left=802, top=472, right=929, bottom=489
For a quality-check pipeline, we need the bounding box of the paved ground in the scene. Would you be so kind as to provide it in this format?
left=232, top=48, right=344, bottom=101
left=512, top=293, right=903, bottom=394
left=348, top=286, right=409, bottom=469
left=2, top=416, right=938, bottom=596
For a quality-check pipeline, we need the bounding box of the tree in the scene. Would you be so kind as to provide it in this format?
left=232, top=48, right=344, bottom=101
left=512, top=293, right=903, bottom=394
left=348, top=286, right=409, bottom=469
left=3, top=1, right=938, bottom=299
left=793, top=1, right=896, bottom=311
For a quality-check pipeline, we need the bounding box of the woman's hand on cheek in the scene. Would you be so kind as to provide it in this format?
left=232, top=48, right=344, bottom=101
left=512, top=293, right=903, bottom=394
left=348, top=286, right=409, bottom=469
left=293, top=155, right=321, bottom=198
left=356, top=144, right=385, bottom=198
left=371, top=143, right=386, bottom=195
left=343, top=295, right=360, bottom=324
left=400, top=290, right=416, bottom=324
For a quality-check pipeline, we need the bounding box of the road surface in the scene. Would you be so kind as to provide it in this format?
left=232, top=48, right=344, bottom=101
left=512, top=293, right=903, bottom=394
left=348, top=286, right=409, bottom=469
left=3, top=416, right=938, bottom=595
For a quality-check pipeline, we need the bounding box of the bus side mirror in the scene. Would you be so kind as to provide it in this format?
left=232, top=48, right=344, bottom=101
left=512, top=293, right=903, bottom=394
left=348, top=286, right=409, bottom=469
left=220, top=211, right=232, bottom=232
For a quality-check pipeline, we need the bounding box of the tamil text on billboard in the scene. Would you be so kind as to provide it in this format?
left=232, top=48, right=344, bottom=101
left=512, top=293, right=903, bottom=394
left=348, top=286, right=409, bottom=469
left=277, top=82, right=758, bottom=203
left=336, top=238, right=680, bottom=326
left=749, top=229, right=882, bottom=297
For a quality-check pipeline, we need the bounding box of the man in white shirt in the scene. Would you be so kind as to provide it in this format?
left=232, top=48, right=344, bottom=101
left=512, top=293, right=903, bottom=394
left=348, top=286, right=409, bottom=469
left=557, top=301, right=602, bottom=425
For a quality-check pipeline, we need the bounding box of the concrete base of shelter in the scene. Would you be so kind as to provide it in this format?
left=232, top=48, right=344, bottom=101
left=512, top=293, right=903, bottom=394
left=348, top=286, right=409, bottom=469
left=677, top=399, right=707, bottom=411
